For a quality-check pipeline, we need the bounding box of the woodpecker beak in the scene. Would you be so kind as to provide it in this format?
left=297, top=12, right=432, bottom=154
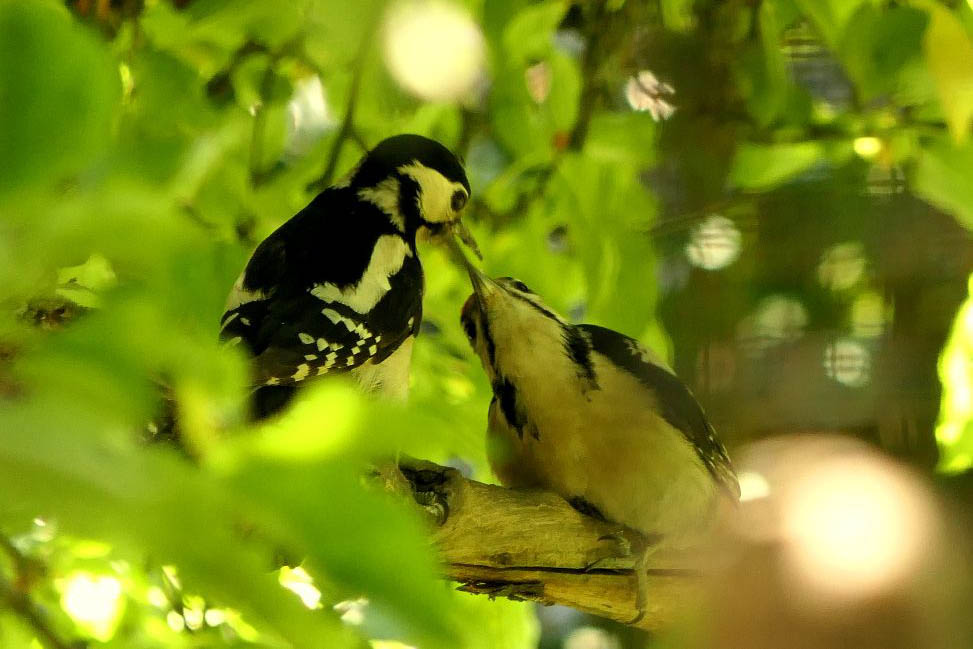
left=445, top=234, right=495, bottom=299
left=450, top=220, right=482, bottom=260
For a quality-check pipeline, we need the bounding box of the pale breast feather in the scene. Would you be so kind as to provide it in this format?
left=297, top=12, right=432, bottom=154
left=578, top=324, right=739, bottom=498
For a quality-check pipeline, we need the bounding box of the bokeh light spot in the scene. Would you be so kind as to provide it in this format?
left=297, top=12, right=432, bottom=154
left=738, top=295, right=809, bottom=352
left=685, top=214, right=741, bottom=270
left=824, top=338, right=871, bottom=387
left=60, top=573, right=124, bottom=641
left=851, top=290, right=888, bottom=338
left=334, top=597, right=369, bottom=625
left=563, top=625, right=620, bottom=649
left=780, top=454, right=937, bottom=601
left=853, top=136, right=882, bottom=159
left=166, top=610, right=185, bottom=632
left=383, top=0, right=486, bottom=102
left=287, top=75, right=335, bottom=156
left=737, top=471, right=771, bottom=502
left=817, top=241, right=866, bottom=291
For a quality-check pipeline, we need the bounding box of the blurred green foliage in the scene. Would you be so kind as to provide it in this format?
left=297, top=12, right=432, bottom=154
left=1, top=0, right=973, bottom=648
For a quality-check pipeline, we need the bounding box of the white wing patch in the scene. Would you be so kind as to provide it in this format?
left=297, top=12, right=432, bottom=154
left=322, top=308, right=374, bottom=338
left=292, top=364, right=310, bottom=381
left=225, top=271, right=267, bottom=311
left=398, top=161, right=466, bottom=224
left=358, top=178, right=405, bottom=232
left=310, top=235, right=413, bottom=313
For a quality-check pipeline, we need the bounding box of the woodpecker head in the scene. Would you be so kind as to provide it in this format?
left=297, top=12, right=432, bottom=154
left=458, top=256, right=568, bottom=382
left=349, top=134, right=479, bottom=256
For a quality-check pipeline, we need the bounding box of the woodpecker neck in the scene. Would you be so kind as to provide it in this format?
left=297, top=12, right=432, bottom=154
left=351, top=175, right=424, bottom=242
left=484, top=299, right=574, bottom=386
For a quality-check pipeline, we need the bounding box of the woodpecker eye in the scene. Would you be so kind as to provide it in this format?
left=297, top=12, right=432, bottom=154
left=504, top=277, right=534, bottom=295
left=451, top=190, right=468, bottom=212
left=462, top=316, right=477, bottom=342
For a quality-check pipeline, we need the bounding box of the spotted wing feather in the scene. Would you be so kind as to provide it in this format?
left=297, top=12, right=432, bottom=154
left=219, top=186, right=423, bottom=388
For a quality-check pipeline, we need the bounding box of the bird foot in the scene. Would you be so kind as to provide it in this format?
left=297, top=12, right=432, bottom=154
left=397, top=459, right=458, bottom=526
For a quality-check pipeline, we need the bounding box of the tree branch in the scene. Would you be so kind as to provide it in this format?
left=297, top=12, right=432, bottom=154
left=391, top=459, right=704, bottom=631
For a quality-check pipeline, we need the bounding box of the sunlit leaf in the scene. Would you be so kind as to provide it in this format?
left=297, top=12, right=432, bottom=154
left=936, top=274, right=973, bottom=474
left=912, top=138, right=973, bottom=230
left=728, top=141, right=825, bottom=190
left=922, top=3, right=973, bottom=143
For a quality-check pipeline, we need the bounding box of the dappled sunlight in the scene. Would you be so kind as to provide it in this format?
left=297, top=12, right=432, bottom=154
left=279, top=566, right=323, bottom=610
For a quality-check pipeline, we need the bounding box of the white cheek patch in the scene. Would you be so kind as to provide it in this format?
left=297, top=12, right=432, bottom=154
left=398, top=161, right=466, bottom=224
left=358, top=178, right=405, bottom=232
left=310, top=235, right=413, bottom=313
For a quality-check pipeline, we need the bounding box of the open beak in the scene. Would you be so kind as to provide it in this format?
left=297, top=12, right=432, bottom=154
left=450, top=220, right=482, bottom=261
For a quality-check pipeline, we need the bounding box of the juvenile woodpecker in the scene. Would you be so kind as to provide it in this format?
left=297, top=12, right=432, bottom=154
left=458, top=266, right=739, bottom=553
left=221, top=134, right=475, bottom=418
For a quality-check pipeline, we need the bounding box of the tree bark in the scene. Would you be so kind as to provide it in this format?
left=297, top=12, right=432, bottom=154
left=389, top=458, right=705, bottom=632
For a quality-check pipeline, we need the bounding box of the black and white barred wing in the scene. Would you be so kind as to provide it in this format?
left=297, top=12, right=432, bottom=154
left=222, top=292, right=418, bottom=388
left=578, top=324, right=740, bottom=499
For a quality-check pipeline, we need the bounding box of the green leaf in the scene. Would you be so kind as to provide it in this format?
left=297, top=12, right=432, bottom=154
left=583, top=112, right=657, bottom=165
left=912, top=138, right=973, bottom=230
left=923, top=4, right=973, bottom=143
left=661, top=0, right=697, bottom=33
left=0, top=403, right=354, bottom=648
left=838, top=6, right=928, bottom=102
left=0, top=0, right=119, bottom=195
left=793, top=0, right=869, bottom=48
left=728, top=141, right=825, bottom=190
left=502, top=0, right=568, bottom=65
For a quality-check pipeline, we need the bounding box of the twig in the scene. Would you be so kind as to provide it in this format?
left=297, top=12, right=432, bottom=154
left=307, top=40, right=372, bottom=193
left=391, top=459, right=705, bottom=631
left=248, top=38, right=306, bottom=187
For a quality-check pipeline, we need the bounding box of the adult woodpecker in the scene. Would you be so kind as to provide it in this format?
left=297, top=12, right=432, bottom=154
left=457, top=260, right=738, bottom=618
left=221, top=134, right=477, bottom=418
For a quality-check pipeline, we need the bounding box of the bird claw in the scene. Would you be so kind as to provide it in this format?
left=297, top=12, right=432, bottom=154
left=397, top=460, right=457, bottom=526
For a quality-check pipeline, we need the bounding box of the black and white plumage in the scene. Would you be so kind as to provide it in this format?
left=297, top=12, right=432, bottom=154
left=458, top=270, right=739, bottom=549
left=222, top=134, right=473, bottom=418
